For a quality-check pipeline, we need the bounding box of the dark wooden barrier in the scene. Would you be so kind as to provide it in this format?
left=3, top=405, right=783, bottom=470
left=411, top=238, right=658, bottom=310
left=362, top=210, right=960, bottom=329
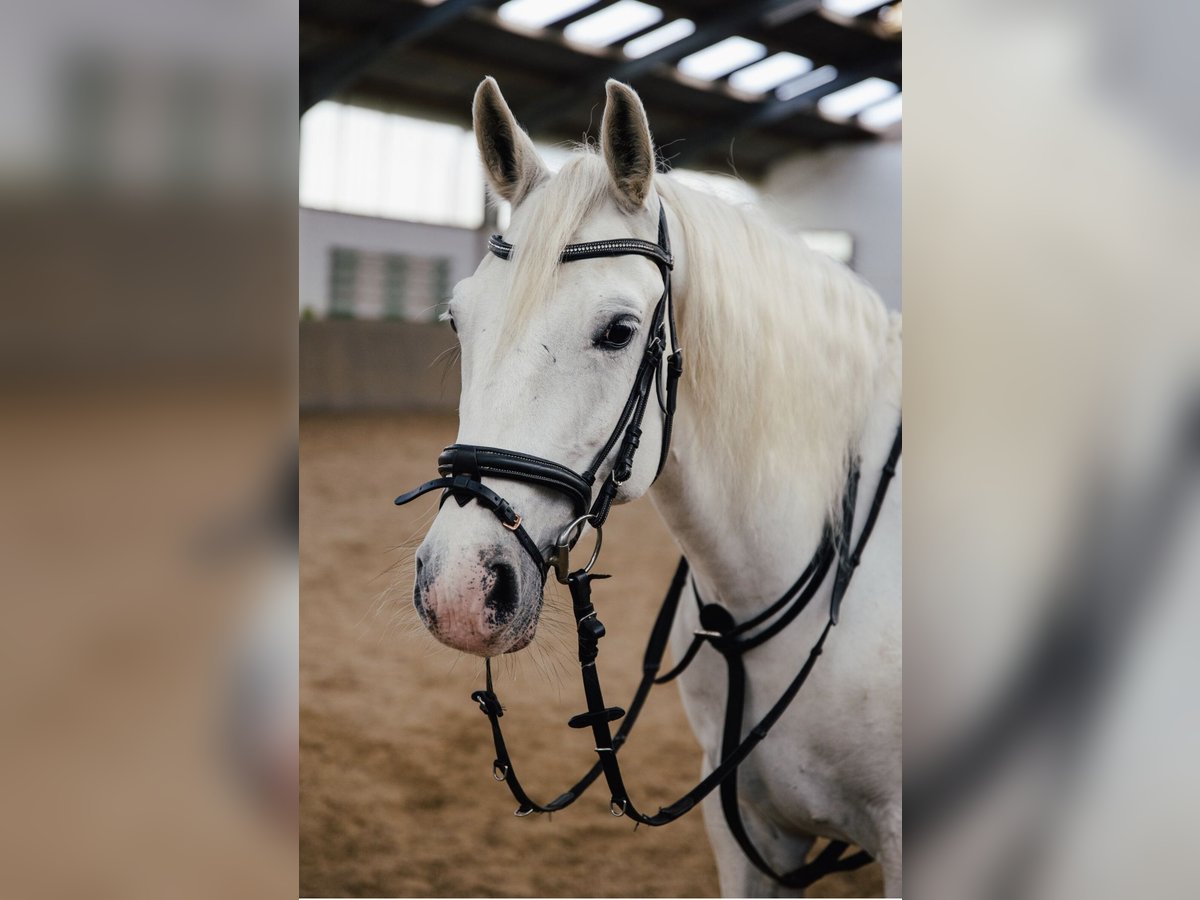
left=300, top=320, right=460, bottom=411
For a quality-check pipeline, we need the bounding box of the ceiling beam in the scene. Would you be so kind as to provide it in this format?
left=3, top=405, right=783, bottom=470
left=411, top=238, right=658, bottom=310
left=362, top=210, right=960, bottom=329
left=520, top=0, right=823, bottom=130
left=610, top=15, right=671, bottom=48
left=548, top=0, right=619, bottom=31
left=667, top=57, right=899, bottom=167
left=300, top=0, right=491, bottom=115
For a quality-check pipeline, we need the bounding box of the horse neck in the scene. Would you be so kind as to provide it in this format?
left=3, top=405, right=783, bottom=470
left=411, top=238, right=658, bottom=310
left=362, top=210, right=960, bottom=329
left=648, top=407, right=833, bottom=616
left=646, top=205, right=898, bottom=615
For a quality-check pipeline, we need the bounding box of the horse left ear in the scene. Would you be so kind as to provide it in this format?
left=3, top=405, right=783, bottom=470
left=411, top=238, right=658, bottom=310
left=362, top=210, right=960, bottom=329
left=601, top=80, right=655, bottom=213
left=473, top=76, right=549, bottom=206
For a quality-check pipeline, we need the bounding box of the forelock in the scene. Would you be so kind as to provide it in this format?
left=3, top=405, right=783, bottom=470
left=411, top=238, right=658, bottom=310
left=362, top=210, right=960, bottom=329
left=497, top=152, right=613, bottom=347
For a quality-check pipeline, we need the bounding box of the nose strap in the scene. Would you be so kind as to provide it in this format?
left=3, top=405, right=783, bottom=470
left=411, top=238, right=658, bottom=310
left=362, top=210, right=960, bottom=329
left=395, top=443, right=598, bottom=580
left=395, top=475, right=547, bottom=578
left=438, top=445, right=593, bottom=518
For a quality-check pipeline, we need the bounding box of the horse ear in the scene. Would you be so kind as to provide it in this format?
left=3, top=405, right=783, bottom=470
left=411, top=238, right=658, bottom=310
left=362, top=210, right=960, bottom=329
left=473, top=77, right=548, bottom=206
left=601, top=80, right=655, bottom=213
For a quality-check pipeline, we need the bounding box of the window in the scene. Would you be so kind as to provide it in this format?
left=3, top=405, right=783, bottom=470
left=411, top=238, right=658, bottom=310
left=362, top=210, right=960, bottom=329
left=301, top=102, right=485, bottom=228
left=328, top=248, right=359, bottom=318
left=326, top=247, right=453, bottom=321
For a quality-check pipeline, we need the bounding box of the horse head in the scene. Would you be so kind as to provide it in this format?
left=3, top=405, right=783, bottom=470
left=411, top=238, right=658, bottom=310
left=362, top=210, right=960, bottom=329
left=411, top=77, right=674, bottom=656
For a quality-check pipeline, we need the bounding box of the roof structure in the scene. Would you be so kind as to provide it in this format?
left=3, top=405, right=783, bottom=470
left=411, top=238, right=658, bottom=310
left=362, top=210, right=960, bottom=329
left=300, top=0, right=902, bottom=179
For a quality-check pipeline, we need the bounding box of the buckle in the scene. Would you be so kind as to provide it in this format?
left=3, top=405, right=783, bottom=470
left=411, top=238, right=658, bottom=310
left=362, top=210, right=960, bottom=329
left=669, top=347, right=684, bottom=375
left=502, top=514, right=522, bottom=531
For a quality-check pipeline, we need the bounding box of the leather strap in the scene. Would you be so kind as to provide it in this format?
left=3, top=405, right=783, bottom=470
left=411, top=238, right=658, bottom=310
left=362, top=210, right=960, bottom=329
left=831, top=424, right=902, bottom=625
left=697, top=426, right=901, bottom=886
left=394, top=476, right=546, bottom=577
left=438, top=444, right=593, bottom=518
left=469, top=558, right=692, bottom=816
left=488, top=233, right=673, bottom=271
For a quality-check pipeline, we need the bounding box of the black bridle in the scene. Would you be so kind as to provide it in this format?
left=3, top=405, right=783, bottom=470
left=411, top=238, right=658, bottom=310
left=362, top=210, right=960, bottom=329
left=394, top=202, right=901, bottom=890
left=394, top=203, right=681, bottom=581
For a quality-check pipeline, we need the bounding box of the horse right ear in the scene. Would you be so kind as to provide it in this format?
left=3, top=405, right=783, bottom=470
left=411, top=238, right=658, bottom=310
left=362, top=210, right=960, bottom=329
left=473, top=77, right=548, bottom=206
left=601, top=79, right=655, bottom=213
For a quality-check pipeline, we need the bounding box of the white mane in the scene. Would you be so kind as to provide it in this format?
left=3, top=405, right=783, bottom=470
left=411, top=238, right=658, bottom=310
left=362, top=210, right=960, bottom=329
left=496, top=151, right=896, bottom=520
left=656, top=173, right=896, bottom=519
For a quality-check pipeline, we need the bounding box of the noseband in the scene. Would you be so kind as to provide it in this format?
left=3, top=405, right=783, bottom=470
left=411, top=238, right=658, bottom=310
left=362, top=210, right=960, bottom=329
left=394, top=203, right=681, bottom=581
left=393, top=200, right=901, bottom=890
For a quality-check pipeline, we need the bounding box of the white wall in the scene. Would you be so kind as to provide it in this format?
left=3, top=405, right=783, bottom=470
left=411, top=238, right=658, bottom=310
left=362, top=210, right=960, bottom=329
left=761, top=140, right=901, bottom=310
left=299, top=207, right=485, bottom=316
left=302, top=139, right=901, bottom=316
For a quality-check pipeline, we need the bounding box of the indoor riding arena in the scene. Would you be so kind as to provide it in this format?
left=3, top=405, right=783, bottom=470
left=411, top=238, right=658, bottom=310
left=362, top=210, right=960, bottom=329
left=300, top=2, right=900, bottom=897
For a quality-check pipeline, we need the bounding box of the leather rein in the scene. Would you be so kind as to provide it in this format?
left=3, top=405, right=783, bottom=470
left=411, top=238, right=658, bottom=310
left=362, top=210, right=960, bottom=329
left=393, top=201, right=901, bottom=889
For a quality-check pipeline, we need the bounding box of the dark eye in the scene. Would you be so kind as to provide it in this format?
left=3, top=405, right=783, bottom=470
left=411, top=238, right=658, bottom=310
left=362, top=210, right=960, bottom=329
left=447, top=315, right=457, bottom=334
left=596, top=316, right=638, bottom=350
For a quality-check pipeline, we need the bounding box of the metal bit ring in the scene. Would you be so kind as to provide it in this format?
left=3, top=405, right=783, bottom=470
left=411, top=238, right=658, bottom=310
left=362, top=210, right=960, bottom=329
left=547, top=514, right=602, bottom=583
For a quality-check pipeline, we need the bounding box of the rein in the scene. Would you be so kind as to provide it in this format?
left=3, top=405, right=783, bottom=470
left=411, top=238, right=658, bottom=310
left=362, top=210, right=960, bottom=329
left=393, top=201, right=901, bottom=889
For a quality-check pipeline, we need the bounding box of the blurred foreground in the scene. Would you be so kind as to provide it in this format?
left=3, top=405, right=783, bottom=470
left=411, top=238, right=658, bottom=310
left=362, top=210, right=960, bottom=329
left=0, top=1, right=296, bottom=897
left=906, top=2, right=1200, bottom=898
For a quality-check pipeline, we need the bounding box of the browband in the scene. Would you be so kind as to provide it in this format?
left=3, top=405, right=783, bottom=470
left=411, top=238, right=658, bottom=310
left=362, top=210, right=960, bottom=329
left=487, top=202, right=674, bottom=271
left=487, top=234, right=673, bottom=271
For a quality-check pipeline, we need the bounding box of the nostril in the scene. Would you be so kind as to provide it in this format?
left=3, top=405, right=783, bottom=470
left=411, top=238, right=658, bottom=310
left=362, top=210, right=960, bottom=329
left=413, top=555, right=433, bottom=623
left=483, top=562, right=519, bottom=627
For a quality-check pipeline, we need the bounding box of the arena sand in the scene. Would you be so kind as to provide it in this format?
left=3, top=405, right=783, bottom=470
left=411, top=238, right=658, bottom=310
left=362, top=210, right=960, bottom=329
left=300, top=412, right=881, bottom=898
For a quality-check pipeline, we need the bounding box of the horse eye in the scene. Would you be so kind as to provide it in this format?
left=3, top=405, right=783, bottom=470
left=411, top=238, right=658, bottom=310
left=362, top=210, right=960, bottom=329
left=597, top=316, right=637, bottom=350
left=447, top=315, right=457, bottom=334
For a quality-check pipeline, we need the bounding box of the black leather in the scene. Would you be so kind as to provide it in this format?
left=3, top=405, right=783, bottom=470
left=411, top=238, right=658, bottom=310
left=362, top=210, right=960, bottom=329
left=394, top=475, right=546, bottom=577
left=488, top=233, right=673, bottom=270
left=438, top=444, right=593, bottom=518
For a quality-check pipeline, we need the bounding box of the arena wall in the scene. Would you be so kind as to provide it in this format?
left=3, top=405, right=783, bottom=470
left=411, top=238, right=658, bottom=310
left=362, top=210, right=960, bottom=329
left=300, top=320, right=460, bottom=411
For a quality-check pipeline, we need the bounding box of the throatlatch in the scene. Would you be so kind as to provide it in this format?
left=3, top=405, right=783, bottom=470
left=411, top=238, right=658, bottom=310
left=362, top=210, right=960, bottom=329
left=394, top=196, right=901, bottom=890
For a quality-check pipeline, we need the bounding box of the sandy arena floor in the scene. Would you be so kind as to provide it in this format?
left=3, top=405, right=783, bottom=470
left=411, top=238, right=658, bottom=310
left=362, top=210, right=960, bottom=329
left=300, top=412, right=882, bottom=897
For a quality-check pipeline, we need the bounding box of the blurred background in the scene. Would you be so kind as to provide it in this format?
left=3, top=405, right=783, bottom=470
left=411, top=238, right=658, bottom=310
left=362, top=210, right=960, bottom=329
left=904, top=3, right=1200, bottom=899
left=298, top=1, right=900, bottom=897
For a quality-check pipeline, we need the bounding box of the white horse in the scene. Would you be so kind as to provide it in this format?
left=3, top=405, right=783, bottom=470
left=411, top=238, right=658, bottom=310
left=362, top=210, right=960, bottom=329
left=410, top=77, right=902, bottom=897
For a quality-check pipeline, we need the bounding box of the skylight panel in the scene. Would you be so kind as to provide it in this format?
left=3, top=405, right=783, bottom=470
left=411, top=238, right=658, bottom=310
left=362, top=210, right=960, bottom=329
left=498, top=0, right=597, bottom=30
left=775, top=65, right=838, bottom=101
left=859, top=92, right=902, bottom=130
left=728, top=52, right=812, bottom=94
left=623, top=18, right=695, bottom=59
left=677, top=36, right=767, bottom=82
left=563, top=1, right=663, bottom=48
left=817, top=77, right=898, bottom=120
left=822, top=0, right=885, bottom=16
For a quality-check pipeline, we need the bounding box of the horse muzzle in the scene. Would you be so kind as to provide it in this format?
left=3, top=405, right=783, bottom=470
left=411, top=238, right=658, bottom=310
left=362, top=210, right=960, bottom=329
left=413, top=534, right=544, bottom=657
